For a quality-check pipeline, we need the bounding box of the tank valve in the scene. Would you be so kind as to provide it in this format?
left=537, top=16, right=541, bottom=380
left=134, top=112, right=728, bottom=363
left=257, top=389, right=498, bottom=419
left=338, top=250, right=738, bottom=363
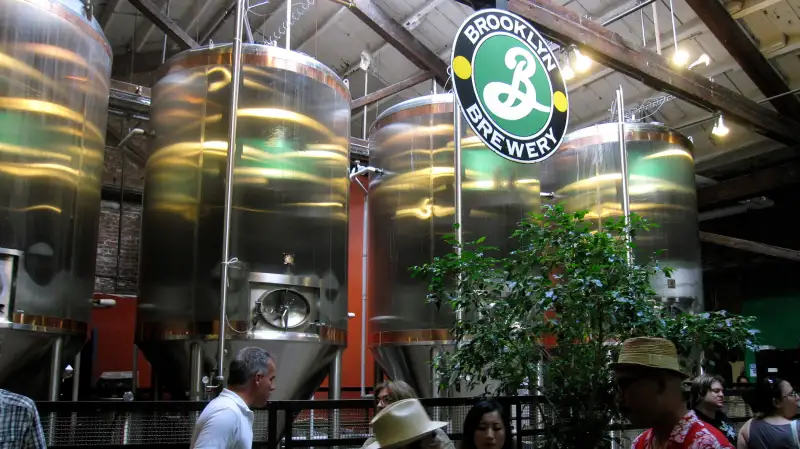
left=283, top=253, right=295, bottom=266
left=123, top=391, right=134, bottom=402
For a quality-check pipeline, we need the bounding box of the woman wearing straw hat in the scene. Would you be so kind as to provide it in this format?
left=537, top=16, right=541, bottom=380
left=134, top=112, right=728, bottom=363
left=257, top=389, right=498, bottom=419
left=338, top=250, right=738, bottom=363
left=362, top=381, right=454, bottom=449
left=613, top=337, right=734, bottom=449
left=365, top=399, right=450, bottom=449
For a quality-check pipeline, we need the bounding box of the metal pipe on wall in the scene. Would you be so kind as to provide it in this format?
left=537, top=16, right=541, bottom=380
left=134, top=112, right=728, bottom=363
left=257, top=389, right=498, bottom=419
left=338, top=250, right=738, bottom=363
left=161, top=0, right=169, bottom=63
left=615, top=86, right=632, bottom=264
left=48, top=337, right=63, bottom=401
left=362, top=72, right=369, bottom=139
left=285, top=0, right=291, bottom=50
left=453, top=93, right=463, bottom=323
left=600, top=0, right=656, bottom=27
left=216, top=0, right=247, bottom=390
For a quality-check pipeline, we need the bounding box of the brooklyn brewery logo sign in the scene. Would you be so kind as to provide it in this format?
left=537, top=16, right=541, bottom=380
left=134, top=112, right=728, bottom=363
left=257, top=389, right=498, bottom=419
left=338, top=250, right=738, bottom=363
left=452, top=9, right=569, bottom=163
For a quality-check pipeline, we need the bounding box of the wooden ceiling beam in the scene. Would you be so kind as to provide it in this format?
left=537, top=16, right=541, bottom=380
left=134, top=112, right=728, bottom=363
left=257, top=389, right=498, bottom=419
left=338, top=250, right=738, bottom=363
left=128, top=0, right=200, bottom=50
left=506, top=0, right=800, bottom=146
left=349, top=0, right=449, bottom=85
left=697, top=160, right=800, bottom=208
left=686, top=0, right=800, bottom=119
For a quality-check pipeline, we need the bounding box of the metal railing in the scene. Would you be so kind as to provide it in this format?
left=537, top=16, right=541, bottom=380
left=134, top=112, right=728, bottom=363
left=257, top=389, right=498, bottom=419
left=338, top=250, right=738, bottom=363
left=36, top=392, right=754, bottom=448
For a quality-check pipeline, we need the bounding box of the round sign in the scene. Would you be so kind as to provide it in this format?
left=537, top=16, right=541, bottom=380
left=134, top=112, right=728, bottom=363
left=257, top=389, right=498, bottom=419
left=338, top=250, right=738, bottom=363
left=451, top=9, right=569, bottom=164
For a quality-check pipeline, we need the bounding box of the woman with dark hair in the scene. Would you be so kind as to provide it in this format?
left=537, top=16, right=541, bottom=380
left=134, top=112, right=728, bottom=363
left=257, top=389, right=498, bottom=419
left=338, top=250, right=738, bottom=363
left=460, top=399, right=512, bottom=449
left=737, top=377, right=799, bottom=449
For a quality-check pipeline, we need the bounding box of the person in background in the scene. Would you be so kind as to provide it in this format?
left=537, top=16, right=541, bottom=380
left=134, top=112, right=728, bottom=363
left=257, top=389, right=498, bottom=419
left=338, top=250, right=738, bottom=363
left=0, top=388, right=46, bottom=448
left=362, top=380, right=454, bottom=449
left=737, top=377, right=799, bottom=449
left=692, top=374, right=737, bottom=444
left=191, top=347, right=277, bottom=449
left=365, top=398, right=448, bottom=449
left=613, top=337, right=734, bottom=449
left=459, top=399, right=512, bottom=449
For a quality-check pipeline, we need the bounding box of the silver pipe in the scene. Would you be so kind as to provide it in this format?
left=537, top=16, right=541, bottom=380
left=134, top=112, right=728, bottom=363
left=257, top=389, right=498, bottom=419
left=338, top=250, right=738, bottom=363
left=362, top=72, right=369, bottom=139
left=132, top=345, right=138, bottom=396
left=118, top=128, right=144, bottom=148
left=161, top=0, right=170, bottom=63
left=600, top=0, right=656, bottom=26
left=360, top=181, right=369, bottom=397
left=217, top=0, right=247, bottom=389
left=432, top=78, right=437, bottom=95
left=615, top=86, right=632, bottom=264
left=71, top=351, right=81, bottom=401
left=330, top=349, right=342, bottom=439
left=285, top=0, right=291, bottom=50
left=640, top=9, right=647, bottom=46
left=190, top=343, right=203, bottom=400
left=668, top=0, right=679, bottom=57
left=244, top=15, right=254, bottom=44
left=48, top=337, right=63, bottom=401
left=453, top=93, right=463, bottom=323
left=653, top=3, right=661, bottom=55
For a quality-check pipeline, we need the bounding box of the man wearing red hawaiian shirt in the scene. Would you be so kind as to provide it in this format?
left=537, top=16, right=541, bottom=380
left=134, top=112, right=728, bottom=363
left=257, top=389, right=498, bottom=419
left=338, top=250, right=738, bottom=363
left=613, top=337, right=734, bottom=449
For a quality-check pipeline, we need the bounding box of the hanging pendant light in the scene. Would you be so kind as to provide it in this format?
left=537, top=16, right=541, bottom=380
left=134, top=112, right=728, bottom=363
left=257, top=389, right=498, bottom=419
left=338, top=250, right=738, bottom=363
left=712, top=115, right=729, bottom=137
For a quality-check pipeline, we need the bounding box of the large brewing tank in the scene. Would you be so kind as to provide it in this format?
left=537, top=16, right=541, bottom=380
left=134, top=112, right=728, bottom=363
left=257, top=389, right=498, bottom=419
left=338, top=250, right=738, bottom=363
left=540, top=122, right=703, bottom=313
left=0, top=0, right=111, bottom=398
left=367, top=94, right=541, bottom=397
left=137, top=44, right=350, bottom=404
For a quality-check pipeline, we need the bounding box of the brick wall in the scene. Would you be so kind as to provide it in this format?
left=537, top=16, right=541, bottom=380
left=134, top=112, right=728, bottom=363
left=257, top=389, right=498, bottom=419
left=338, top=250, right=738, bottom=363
left=95, top=146, right=145, bottom=294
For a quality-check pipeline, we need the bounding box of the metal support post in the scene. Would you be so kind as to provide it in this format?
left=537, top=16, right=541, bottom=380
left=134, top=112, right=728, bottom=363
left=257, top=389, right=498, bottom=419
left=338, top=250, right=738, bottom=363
left=216, top=0, right=247, bottom=391
left=71, top=351, right=81, bottom=401
left=653, top=3, right=661, bottom=55
left=49, top=337, right=63, bottom=401
left=132, top=344, right=138, bottom=397
left=330, top=349, right=343, bottom=440
left=190, top=343, right=204, bottom=400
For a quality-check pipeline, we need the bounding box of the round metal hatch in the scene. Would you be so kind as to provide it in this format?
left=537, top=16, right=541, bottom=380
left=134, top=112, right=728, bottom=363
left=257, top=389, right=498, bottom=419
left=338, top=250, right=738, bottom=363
left=258, top=289, right=311, bottom=329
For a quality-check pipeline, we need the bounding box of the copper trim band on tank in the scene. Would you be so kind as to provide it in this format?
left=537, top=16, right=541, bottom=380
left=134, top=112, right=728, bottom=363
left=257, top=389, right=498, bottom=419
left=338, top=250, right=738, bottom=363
left=138, top=321, right=348, bottom=345
left=0, top=313, right=87, bottom=334
left=369, top=329, right=453, bottom=346
left=20, top=0, right=113, bottom=59
left=156, top=47, right=349, bottom=99
left=559, top=126, right=694, bottom=156
left=371, top=102, right=455, bottom=133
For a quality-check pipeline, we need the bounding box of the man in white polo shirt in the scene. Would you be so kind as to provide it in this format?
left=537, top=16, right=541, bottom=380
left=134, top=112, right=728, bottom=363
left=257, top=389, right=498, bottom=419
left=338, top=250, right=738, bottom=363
left=191, top=347, right=277, bottom=449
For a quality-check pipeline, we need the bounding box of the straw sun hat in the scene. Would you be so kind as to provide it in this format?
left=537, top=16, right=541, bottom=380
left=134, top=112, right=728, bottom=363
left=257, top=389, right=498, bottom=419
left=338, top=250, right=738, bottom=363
left=366, top=399, right=448, bottom=449
left=612, top=337, right=689, bottom=379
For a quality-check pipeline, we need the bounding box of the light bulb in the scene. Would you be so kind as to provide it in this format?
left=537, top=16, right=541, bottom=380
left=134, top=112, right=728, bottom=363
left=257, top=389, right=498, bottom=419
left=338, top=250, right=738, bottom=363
left=712, top=116, right=729, bottom=137
left=673, top=49, right=689, bottom=67
left=562, top=65, right=575, bottom=81
left=574, top=49, right=592, bottom=72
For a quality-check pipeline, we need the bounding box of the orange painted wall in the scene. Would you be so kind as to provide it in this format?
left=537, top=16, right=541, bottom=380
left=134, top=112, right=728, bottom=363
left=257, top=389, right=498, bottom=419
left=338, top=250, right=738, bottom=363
left=319, top=180, right=375, bottom=398
left=90, top=294, right=152, bottom=388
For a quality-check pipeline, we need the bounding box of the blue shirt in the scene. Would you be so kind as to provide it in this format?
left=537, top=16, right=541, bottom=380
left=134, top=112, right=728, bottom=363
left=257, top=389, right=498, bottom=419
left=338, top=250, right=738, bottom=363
left=0, top=389, right=46, bottom=449
left=191, top=389, right=254, bottom=449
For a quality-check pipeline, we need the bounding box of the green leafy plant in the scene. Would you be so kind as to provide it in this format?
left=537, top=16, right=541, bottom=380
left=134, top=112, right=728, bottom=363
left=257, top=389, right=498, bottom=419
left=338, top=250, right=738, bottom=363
left=410, top=203, right=758, bottom=449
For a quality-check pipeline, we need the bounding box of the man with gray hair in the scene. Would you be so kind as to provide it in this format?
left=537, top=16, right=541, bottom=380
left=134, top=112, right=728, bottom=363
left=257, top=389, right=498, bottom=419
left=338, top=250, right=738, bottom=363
left=191, top=347, right=277, bottom=449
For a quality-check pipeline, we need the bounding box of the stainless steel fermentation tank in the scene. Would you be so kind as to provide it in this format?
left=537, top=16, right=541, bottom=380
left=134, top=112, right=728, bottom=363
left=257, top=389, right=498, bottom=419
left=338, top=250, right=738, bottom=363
left=137, top=44, right=350, bottom=404
left=0, top=0, right=111, bottom=399
left=367, top=94, right=541, bottom=397
left=540, top=122, right=703, bottom=313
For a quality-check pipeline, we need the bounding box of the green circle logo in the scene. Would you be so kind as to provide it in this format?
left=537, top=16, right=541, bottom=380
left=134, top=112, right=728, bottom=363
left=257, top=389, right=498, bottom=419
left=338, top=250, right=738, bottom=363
left=473, top=34, right=553, bottom=139
left=451, top=9, right=569, bottom=164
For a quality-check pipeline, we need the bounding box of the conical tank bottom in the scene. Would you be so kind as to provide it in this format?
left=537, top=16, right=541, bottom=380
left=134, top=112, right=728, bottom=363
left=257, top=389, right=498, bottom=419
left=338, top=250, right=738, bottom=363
left=138, top=339, right=339, bottom=441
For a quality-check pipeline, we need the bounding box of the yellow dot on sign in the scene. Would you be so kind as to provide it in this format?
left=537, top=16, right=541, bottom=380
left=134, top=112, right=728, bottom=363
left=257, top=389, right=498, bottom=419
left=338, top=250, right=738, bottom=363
left=553, top=91, right=568, bottom=113
left=453, top=56, right=472, bottom=80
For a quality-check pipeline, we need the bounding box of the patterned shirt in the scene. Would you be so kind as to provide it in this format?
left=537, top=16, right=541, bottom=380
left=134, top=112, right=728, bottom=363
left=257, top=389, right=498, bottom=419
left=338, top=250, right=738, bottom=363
left=0, top=389, right=47, bottom=449
left=632, top=410, right=735, bottom=449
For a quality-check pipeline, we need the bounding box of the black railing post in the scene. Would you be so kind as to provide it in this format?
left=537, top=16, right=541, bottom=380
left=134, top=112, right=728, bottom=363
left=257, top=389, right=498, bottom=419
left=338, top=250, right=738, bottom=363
left=284, top=405, right=294, bottom=449
left=268, top=405, right=278, bottom=449
left=515, top=401, right=523, bottom=449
